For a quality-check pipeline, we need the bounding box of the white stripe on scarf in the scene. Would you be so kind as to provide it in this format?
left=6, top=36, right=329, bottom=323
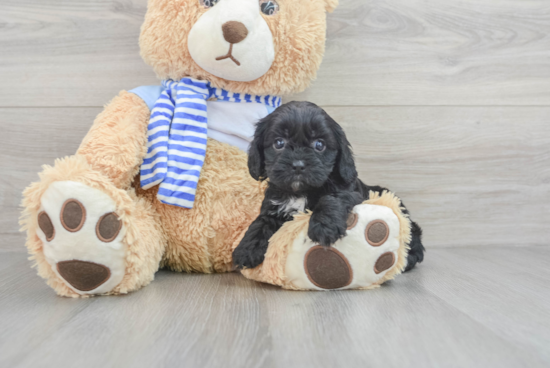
left=140, top=78, right=281, bottom=209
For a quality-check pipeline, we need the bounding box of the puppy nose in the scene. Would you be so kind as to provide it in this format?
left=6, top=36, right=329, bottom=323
left=222, top=21, right=249, bottom=44
left=293, top=160, right=305, bottom=172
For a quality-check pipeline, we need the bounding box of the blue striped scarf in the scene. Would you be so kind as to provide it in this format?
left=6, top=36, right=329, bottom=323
left=140, top=78, right=282, bottom=208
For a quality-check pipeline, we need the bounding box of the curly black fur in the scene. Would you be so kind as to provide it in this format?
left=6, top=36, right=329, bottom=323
left=233, top=101, right=425, bottom=271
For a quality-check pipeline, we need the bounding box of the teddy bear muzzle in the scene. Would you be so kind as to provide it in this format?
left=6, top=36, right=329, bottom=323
left=187, top=0, right=275, bottom=82
left=215, top=21, right=249, bottom=66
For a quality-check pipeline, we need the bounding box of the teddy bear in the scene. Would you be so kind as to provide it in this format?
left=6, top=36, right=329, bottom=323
left=21, top=0, right=422, bottom=297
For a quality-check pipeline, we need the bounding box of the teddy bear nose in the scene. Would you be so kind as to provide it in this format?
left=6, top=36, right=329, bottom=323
left=222, top=21, right=249, bottom=44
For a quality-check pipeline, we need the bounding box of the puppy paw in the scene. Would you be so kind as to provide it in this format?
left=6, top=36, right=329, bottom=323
left=233, top=241, right=267, bottom=269
left=307, top=214, right=347, bottom=246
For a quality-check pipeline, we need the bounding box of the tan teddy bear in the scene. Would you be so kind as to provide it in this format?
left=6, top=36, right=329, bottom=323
left=21, top=0, right=417, bottom=297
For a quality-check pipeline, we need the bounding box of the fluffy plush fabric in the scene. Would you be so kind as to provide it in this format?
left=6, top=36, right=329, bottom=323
left=240, top=191, right=412, bottom=290
left=20, top=155, right=167, bottom=297
left=21, top=0, right=352, bottom=297
left=21, top=87, right=268, bottom=295
left=78, top=91, right=151, bottom=189
left=187, top=0, right=276, bottom=82
left=135, top=138, right=267, bottom=274
left=140, top=0, right=336, bottom=96
left=21, top=135, right=266, bottom=296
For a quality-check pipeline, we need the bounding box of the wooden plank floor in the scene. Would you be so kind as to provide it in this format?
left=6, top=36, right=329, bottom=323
left=0, top=246, right=549, bottom=368
left=1, top=1, right=549, bottom=366
left=2, top=0, right=550, bottom=107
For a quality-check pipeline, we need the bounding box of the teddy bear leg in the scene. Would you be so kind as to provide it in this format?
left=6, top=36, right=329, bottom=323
left=241, top=192, right=411, bottom=290
left=285, top=203, right=406, bottom=290
left=21, top=155, right=166, bottom=297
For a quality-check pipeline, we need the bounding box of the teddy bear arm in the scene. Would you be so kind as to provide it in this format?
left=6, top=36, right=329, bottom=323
left=77, top=91, right=150, bottom=189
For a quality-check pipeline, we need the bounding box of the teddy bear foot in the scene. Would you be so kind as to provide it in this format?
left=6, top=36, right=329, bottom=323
left=36, top=181, right=127, bottom=295
left=236, top=189, right=414, bottom=291
left=240, top=191, right=411, bottom=291
left=285, top=203, right=402, bottom=290
left=22, top=155, right=168, bottom=297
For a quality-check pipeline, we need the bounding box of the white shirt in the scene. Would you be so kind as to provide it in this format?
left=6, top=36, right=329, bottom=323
left=129, top=85, right=275, bottom=153
left=206, top=100, right=273, bottom=152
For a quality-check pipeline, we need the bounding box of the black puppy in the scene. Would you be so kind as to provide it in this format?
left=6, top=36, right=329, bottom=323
left=233, top=101, right=425, bottom=271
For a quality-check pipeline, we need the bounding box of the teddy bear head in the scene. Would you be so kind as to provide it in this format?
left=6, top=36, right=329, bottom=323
left=140, top=0, right=338, bottom=96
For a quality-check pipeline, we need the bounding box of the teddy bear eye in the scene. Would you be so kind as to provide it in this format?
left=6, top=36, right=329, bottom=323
left=200, top=0, right=220, bottom=8
left=260, top=0, right=279, bottom=16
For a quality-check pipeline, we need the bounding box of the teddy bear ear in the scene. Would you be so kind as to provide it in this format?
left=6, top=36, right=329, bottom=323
left=324, top=0, right=338, bottom=13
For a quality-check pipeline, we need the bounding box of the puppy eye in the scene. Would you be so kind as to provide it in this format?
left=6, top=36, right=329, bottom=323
left=313, top=139, right=326, bottom=152
left=273, top=138, right=286, bottom=150
left=260, top=0, right=279, bottom=15
left=200, top=0, right=220, bottom=8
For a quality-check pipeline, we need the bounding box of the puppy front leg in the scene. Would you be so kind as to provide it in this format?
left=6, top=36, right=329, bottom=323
left=308, top=191, right=363, bottom=246
left=233, top=215, right=285, bottom=269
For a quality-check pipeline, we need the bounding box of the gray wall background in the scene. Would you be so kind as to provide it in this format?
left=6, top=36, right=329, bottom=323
left=1, top=0, right=549, bottom=252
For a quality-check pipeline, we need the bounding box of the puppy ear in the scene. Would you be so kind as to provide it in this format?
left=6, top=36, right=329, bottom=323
left=248, top=119, right=269, bottom=181
left=330, top=119, right=357, bottom=185
left=324, top=0, right=338, bottom=13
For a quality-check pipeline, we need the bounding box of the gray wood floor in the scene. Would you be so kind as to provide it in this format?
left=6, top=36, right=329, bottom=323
left=1, top=1, right=550, bottom=366
left=0, top=246, right=549, bottom=368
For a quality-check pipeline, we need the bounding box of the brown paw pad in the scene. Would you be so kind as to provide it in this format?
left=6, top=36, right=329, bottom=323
left=60, top=199, right=86, bottom=232
left=304, top=246, right=353, bottom=289
left=365, top=220, right=389, bottom=246
left=374, top=252, right=395, bottom=274
left=57, top=260, right=111, bottom=292
left=346, top=212, right=358, bottom=230
left=38, top=211, right=55, bottom=241
left=96, top=212, right=122, bottom=243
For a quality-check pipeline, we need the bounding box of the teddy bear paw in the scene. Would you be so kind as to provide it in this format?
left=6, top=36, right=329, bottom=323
left=285, top=203, right=401, bottom=290
left=36, top=181, right=126, bottom=295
